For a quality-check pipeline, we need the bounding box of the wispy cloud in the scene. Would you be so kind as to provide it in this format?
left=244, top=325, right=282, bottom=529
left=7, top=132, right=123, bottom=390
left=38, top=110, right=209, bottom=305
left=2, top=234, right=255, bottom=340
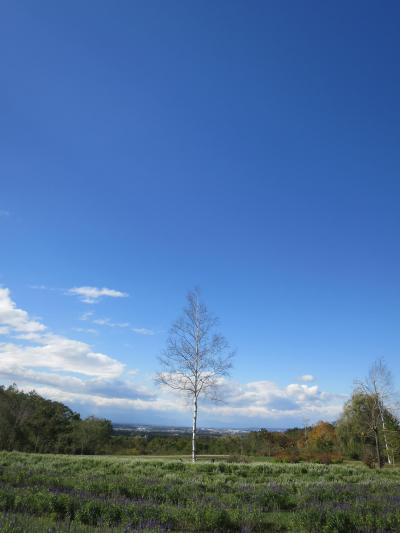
left=132, top=328, right=155, bottom=336
left=80, top=311, right=94, bottom=321
left=81, top=312, right=155, bottom=336
left=28, top=287, right=153, bottom=335
left=73, top=327, right=98, bottom=335
left=92, top=318, right=129, bottom=328
left=0, top=210, right=10, bottom=217
left=299, top=374, right=315, bottom=382
left=68, top=286, right=128, bottom=304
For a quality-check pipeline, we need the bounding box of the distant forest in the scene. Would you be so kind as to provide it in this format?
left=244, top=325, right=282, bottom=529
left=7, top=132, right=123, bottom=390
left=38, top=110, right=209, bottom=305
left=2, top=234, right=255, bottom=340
left=1, top=384, right=400, bottom=467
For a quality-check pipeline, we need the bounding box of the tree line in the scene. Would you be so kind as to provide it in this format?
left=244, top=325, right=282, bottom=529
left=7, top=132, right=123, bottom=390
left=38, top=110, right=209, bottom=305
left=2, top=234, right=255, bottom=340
left=113, top=405, right=400, bottom=467
left=0, top=385, right=112, bottom=454
left=1, top=382, right=400, bottom=467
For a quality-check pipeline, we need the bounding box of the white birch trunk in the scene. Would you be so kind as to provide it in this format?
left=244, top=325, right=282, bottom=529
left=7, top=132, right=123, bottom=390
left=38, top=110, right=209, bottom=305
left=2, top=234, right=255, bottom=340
left=192, top=396, right=198, bottom=463
left=379, top=402, right=392, bottom=464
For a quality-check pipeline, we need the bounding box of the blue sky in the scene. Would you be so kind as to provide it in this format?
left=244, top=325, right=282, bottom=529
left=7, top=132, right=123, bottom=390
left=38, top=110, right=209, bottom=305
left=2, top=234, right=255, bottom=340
left=1, top=1, right=400, bottom=427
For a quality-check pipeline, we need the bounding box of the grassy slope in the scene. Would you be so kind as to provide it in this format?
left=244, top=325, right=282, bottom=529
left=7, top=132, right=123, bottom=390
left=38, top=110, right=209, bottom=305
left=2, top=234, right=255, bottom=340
left=1, top=452, right=400, bottom=532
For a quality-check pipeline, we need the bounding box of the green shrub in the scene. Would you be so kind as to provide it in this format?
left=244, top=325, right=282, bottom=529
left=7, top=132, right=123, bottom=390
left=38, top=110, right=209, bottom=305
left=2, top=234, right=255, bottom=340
left=362, top=452, right=375, bottom=469
left=275, top=450, right=300, bottom=463
left=301, top=451, right=344, bottom=464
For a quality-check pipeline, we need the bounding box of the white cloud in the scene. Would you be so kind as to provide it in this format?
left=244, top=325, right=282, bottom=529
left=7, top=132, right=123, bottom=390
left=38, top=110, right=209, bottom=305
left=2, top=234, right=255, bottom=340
left=30, top=386, right=182, bottom=413
left=0, top=365, right=153, bottom=401
left=68, top=286, right=128, bottom=304
left=299, top=374, right=315, bottom=382
left=0, top=336, right=123, bottom=379
left=203, top=379, right=345, bottom=422
left=0, top=288, right=46, bottom=337
left=0, top=288, right=124, bottom=379
left=41, top=377, right=343, bottom=424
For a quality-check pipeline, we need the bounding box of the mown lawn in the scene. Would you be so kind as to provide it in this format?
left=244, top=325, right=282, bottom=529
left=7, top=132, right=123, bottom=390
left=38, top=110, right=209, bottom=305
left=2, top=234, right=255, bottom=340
left=1, top=451, right=400, bottom=532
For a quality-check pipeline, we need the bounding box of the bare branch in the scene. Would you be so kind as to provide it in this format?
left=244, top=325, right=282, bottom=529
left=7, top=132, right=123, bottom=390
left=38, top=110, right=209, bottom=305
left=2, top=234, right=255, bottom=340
left=155, top=288, right=234, bottom=462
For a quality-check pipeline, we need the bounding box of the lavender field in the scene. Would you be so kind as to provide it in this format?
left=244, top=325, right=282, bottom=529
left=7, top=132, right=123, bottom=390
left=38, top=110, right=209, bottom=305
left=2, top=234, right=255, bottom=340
left=0, top=452, right=400, bottom=532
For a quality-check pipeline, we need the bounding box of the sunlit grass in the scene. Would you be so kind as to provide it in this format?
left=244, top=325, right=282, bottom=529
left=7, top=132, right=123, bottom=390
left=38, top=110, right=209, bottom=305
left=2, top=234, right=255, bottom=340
left=1, top=451, right=400, bottom=531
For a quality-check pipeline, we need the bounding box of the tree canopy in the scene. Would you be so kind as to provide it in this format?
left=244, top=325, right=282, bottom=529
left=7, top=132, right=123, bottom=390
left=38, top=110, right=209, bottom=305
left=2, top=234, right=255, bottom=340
left=0, top=385, right=112, bottom=454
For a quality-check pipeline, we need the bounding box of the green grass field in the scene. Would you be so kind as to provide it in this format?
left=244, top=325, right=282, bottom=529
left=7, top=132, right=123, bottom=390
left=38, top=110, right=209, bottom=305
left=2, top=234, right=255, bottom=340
left=1, top=452, right=400, bottom=532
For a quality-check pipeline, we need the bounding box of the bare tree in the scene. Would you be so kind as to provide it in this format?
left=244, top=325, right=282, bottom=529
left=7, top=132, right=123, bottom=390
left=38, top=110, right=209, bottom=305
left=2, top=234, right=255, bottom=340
left=356, top=359, right=397, bottom=466
left=156, top=289, right=234, bottom=462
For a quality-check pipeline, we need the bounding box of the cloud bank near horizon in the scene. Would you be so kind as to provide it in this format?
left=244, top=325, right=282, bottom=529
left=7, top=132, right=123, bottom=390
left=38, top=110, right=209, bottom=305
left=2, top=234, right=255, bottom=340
left=0, top=287, right=345, bottom=426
